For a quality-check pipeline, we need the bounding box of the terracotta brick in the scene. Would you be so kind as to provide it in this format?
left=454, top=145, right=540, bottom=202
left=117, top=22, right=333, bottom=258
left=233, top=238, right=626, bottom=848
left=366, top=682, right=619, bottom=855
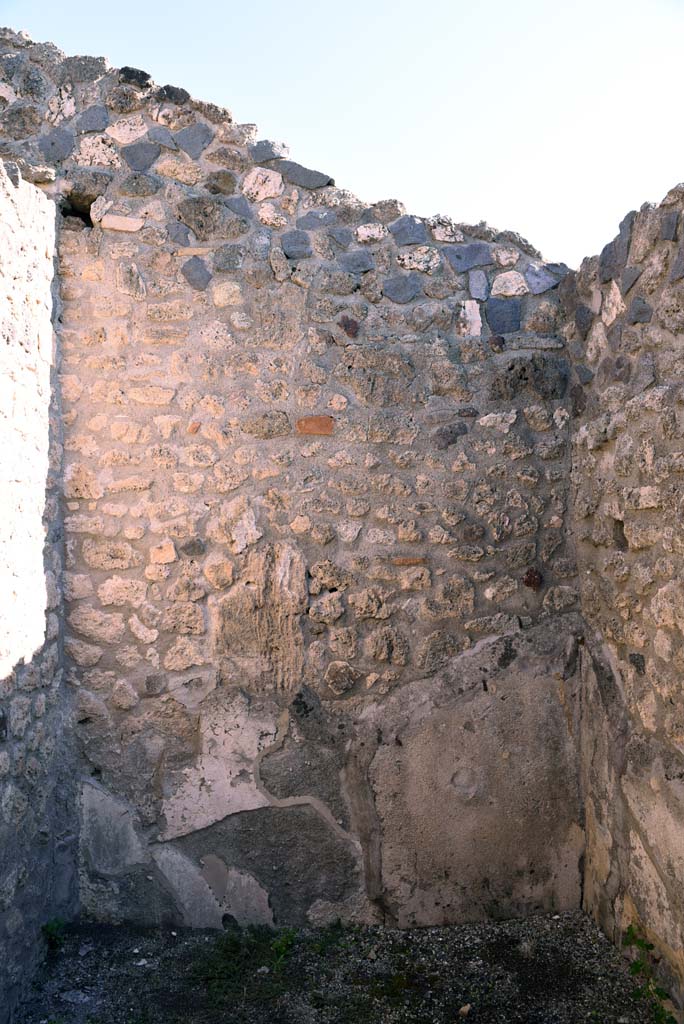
left=295, top=415, right=335, bottom=436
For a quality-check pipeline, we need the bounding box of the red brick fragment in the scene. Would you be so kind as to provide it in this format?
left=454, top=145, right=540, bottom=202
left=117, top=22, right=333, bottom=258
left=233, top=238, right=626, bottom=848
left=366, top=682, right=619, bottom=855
left=296, top=415, right=334, bottom=436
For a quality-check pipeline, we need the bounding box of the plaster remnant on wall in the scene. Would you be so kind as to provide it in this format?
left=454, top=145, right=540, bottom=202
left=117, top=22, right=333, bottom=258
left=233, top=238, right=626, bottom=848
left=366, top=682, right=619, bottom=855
left=161, top=691, right=277, bottom=839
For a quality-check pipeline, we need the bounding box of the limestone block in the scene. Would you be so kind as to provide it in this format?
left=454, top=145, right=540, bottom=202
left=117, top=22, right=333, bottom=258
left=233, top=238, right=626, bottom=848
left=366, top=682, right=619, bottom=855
left=100, top=214, right=145, bottom=232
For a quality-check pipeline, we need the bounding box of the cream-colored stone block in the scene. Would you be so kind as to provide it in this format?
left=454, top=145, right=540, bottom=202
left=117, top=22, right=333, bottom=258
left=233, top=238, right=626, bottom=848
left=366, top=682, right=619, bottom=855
left=100, top=214, right=145, bottom=233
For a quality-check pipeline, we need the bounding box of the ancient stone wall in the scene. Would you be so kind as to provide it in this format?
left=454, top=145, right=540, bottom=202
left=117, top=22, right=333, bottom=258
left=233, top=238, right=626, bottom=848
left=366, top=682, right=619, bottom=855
left=0, top=27, right=585, bottom=939
left=0, top=159, right=77, bottom=1023
left=3, top=22, right=684, bottom=1018
left=567, top=190, right=684, bottom=1003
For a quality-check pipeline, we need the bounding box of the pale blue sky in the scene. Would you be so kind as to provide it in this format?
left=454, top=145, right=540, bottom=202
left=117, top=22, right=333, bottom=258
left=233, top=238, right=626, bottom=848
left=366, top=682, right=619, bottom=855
left=3, top=0, right=684, bottom=267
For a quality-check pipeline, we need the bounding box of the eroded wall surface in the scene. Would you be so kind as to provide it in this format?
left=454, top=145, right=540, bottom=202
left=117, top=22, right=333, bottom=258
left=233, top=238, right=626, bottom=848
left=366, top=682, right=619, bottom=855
left=0, top=28, right=586, bottom=934
left=568, top=190, right=684, bottom=1002
left=0, top=160, right=77, bottom=1022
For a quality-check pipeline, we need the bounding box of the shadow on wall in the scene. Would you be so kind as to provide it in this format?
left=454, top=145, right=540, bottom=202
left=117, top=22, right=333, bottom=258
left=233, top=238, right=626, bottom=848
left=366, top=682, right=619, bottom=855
left=566, top=192, right=684, bottom=1012
left=0, top=161, right=77, bottom=1024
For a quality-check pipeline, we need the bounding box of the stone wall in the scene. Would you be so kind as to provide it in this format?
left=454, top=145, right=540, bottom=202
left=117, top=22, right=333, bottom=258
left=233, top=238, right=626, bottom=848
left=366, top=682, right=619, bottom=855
left=3, top=22, right=684, bottom=1018
left=0, top=27, right=585, bottom=938
left=567, top=190, right=684, bottom=1003
left=0, top=159, right=77, bottom=1022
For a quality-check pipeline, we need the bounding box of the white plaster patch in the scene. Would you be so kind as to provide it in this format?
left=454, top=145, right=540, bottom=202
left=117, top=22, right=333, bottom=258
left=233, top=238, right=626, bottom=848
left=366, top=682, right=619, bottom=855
left=200, top=855, right=273, bottom=927
left=151, top=846, right=223, bottom=928
left=81, top=782, right=146, bottom=876
left=160, top=691, right=277, bottom=839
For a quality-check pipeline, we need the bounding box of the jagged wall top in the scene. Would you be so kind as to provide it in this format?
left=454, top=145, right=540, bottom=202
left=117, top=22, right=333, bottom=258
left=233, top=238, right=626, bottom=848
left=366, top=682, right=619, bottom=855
left=0, top=26, right=547, bottom=261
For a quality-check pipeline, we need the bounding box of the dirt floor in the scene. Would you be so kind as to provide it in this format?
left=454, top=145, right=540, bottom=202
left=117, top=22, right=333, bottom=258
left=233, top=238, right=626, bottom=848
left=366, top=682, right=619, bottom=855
left=15, top=911, right=670, bottom=1024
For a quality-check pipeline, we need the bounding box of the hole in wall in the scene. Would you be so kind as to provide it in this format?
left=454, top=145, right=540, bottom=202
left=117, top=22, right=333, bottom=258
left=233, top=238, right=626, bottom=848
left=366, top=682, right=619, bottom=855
left=612, top=519, right=628, bottom=551
left=59, top=197, right=93, bottom=229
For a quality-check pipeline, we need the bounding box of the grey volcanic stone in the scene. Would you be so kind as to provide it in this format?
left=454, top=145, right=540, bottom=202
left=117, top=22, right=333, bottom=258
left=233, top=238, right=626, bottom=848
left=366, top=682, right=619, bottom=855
left=432, top=421, right=468, bottom=449
left=469, top=269, right=489, bottom=300
left=486, top=297, right=522, bottom=334
left=490, top=354, right=569, bottom=400
left=383, top=273, right=422, bottom=304
left=147, top=124, right=178, bottom=149
left=250, top=231, right=271, bottom=259
left=525, top=264, right=561, bottom=295
left=249, top=139, right=289, bottom=162
left=156, top=84, right=190, bottom=105
left=598, top=211, right=635, bottom=283
left=122, top=141, right=161, bottom=172
left=38, top=128, right=74, bottom=162
left=445, top=242, right=494, bottom=272
left=120, top=173, right=161, bottom=196
left=329, top=227, right=353, bottom=248
left=3, top=161, right=20, bottom=187
left=68, top=169, right=112, bottom=211
left=575, top=363, right=594, bottom=384
left=270, top=160, right=333, bottom=189
left=281, top=229, right=312, bottom=259
left=225, top=196, right=252, bottom=219
left=167, top=221, right=191, bottom=246
left=0, top=102, right=42, bottom=139
left=545, top=262, right=569, bottom=278
left=389, top=215, right=428, bottom=246
left=621, top=266, right=642, bottom=293
left=119, top=66, right=151, bottom=88
left=175, top=122, right=215, bottom=158
left=14, top=64, right=50, bottom=102
left=181, top=256, right=212, bottom=291
left=213, top=244, right=245, bottom=272
left=59, top=55, right=107, bottom=84
left=669, top=243, right=684, bottom=283
left=339, top=250, right=375, bottom=274
left=75, top=104, right=109, bottom=134
left=661, top=211, right=679, bottom=241
left=296, top=209, right=337, bottom=230
left=575, top=304, right=594, bottom=340
left=627, top=297, right=653, bottom=324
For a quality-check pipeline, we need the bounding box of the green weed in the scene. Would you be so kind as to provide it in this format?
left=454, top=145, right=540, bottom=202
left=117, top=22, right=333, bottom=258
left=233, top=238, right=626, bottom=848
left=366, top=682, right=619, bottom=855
left=41, top=918, right=66, bottom=952
left=623, top=923, right=678, bottom=1024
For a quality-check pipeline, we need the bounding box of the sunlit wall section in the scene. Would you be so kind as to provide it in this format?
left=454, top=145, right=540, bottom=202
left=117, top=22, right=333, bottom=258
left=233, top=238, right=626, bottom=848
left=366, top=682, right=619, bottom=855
left=0, top=160, right=77, bottom=1024
left=0, top=160, right=55, bottom=676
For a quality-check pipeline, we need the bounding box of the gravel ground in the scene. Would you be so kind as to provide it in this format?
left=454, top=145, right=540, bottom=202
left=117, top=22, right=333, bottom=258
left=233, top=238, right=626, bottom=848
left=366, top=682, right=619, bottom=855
left=16, top=911, right=655, bottom=1024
